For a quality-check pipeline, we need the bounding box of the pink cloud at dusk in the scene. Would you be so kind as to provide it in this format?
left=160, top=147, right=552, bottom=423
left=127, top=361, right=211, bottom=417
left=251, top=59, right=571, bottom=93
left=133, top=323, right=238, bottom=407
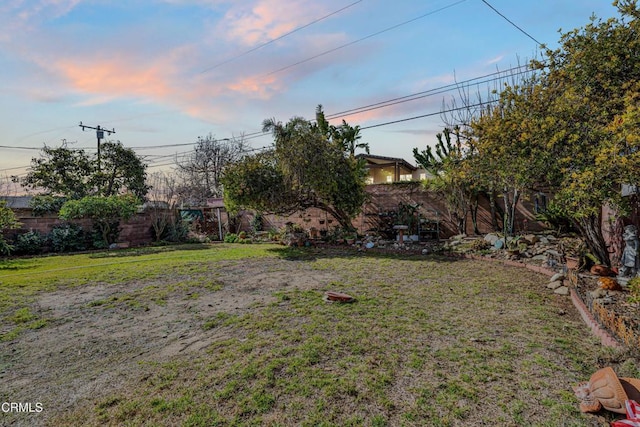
left=219, top=0, right=324, bottom=46
left=54, top=59, right=174, bottom=101
left=226, top=74, right=282, bottom=99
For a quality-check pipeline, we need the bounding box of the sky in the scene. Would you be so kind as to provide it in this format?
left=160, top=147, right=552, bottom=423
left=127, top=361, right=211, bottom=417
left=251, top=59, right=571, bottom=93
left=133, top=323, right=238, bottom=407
left=0, top=0, right=622, bottom=181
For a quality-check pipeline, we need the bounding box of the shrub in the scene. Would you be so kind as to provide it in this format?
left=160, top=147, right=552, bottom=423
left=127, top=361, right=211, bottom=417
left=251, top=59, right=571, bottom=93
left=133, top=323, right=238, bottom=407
left=250, top=212, right=263, bottom=233
left=59, top=194, right=139, bottom=248
left=628, top=277, right=640, bottom=304
left=49, top=223, right=86, bottom=252
left=0, top=201, right=21, bottom=256
left=165, top=220, right=189, bottom=243
left=224, top=233, right=238, bottom=243
left=13, top=231, right=47, bottom=255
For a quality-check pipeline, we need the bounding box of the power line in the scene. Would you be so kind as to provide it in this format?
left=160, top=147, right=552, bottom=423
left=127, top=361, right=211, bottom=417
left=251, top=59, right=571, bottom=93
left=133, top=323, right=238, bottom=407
left=326, top=64, right=534, bottom=120
left=264, top=0, right=468, bottom=77
left=360, top=99, right=498, bottom=130
left=0, top=145, right=43, bottom=151
left=480, top=0, right=542, bottom=46
left=200, top=0, right=363, bottom=74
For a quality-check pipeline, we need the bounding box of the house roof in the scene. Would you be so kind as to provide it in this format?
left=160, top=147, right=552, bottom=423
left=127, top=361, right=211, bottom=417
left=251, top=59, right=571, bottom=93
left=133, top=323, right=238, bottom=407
left=355, top=154, right=418, bottom=171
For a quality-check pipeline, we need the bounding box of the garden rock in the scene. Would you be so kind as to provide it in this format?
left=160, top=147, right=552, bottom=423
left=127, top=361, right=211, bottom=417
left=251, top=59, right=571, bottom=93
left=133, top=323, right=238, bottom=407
left=590, top=288, right=608, bottom=299
left=547, top=280, right=564, bottom=290
left=554, top=286, right=570, bottom=296
left=484, top=233, right=500, bottom=245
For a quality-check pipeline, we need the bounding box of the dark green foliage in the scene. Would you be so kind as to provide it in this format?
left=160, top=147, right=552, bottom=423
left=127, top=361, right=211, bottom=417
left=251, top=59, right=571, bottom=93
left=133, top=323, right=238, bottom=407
left=13, top=231, right=47, bottom=255
left=18, top=142, right=149, bottom=199
left=48, top=223, right=86, bottom=253
left=0, top=201, right=21, bottom=256
left=250, top=212, right=263, bottom=233
left=29, top=195, right=67, bottom=216
left=224, top=233, right=238, bottom=243
left=165, top=220, right=190, bottom=243
left=59, top=194, right=140, bottom=248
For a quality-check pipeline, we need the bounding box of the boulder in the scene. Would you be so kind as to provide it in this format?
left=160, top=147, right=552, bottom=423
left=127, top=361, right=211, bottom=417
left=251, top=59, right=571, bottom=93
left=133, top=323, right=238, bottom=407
left=484, top=233, right=500, bottom=244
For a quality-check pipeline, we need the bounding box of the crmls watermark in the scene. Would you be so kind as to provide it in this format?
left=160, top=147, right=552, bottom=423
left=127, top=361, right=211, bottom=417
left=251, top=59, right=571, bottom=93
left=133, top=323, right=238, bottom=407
left=1, top=402, right=43, bottom=413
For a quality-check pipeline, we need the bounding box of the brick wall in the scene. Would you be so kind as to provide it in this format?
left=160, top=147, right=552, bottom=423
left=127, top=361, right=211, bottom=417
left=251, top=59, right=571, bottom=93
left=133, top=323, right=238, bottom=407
left=9, top=209, right=161, bottom=246
left=253, top=184, right=546, bottom=239
left=5, top=186, right=548, bottom=247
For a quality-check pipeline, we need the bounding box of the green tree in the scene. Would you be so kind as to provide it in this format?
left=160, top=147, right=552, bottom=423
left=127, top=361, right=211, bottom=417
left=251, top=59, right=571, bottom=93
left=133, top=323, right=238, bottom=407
left=93, top=141, right=150, bottom=199
left=0, top=201, right=21, bottom=255
left=59, top=194, right=140, bottom=248
left=470, top=81, right=549, bottom=236
left=334, top=121, right=369, bottom=158
left=531, top=0, right=640, bottom=264
left=223, top=109, right=368, bottom=231
left=18, top=141, right=149, bottom=200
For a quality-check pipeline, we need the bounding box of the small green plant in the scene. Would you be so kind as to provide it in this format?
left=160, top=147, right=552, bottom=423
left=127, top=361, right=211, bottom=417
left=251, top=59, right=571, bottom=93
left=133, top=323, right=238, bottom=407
left=224, top=233, right=239, bottom=243
left=628, top=277, right=640, bottom=304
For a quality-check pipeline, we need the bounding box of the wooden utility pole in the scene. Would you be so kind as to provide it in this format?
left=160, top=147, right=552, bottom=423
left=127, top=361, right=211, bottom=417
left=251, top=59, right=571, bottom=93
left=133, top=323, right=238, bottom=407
left=79, top=122, right=115, bottom=171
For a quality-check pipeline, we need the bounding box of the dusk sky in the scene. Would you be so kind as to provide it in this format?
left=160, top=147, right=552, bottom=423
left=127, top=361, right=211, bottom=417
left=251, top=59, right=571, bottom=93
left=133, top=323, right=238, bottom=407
left=0, top=0, right=620, bottom=180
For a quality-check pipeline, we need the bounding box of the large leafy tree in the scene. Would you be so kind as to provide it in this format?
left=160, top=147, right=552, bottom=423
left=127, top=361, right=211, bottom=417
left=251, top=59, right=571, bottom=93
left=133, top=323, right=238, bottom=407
left=223, top=108, right=368, bottom=231
left=464, top=1, right=640, bottom=264
left=532, top=0, right=640, bottom=265
left=18, top=141, right=149, bottom=200
left=470, top=81, right=549, bottom=236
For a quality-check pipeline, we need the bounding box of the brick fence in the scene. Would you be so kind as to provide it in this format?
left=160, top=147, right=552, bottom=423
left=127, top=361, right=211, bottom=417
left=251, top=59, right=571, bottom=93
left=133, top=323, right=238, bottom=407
left=254, top=183, right=546, bottom=239
left=6, top=184, right=546, bottom=245
left=8, top=208, right=159, bottom=247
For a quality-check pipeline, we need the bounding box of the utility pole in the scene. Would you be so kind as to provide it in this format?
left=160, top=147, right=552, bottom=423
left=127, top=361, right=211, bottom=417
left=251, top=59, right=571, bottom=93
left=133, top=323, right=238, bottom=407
left=79, top=122, right=115, bottom=172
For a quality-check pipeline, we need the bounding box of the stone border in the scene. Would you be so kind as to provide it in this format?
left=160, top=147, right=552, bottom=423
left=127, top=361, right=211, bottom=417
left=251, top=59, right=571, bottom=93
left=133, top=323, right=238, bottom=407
left=461, top=253, right=623, bottom=349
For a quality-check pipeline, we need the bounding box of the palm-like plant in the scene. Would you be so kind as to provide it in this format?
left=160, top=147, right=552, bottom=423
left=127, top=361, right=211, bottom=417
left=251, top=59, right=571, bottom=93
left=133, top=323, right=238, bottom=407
left=334, top=120, right=369, bottom=157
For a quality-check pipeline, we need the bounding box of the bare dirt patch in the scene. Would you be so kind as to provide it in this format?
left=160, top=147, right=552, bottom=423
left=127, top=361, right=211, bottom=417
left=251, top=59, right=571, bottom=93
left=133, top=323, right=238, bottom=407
left=0, top=257, right=337, bottom=426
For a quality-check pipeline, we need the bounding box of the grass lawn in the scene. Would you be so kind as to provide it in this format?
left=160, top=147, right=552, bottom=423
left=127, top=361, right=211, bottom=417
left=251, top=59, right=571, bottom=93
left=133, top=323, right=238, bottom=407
left=0, top=243, right=637, bottom=426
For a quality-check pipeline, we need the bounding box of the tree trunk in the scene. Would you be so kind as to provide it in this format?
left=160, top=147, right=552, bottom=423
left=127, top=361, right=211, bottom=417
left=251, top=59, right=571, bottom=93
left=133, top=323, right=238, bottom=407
left=316, top=202, right=355, bottom=232
left=573, top=213, right=610, bottom=267
left=502, top=188, right=520, bottom=236
left=488, top=190, right=500, bottom=231
left=470, top=194, right=480, bottom=235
